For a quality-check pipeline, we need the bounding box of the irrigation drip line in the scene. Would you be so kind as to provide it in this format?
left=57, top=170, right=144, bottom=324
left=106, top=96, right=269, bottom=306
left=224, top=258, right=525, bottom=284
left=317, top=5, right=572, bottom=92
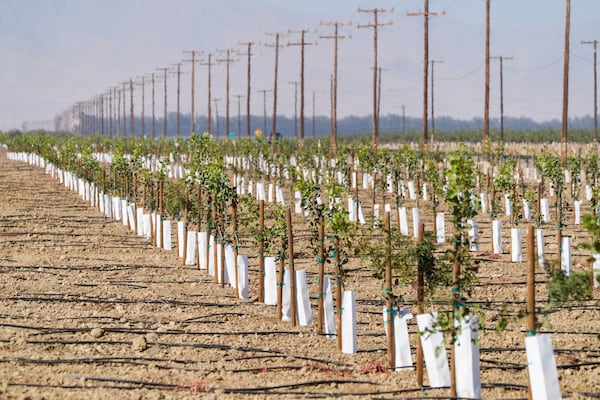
left=19, top=336, right=356, bottom=368
left=220, top=379, right=381, bottom=394
left=68, top=375, right=179, bottom=389
left=181, top=312, right=246, bottom=322
left=1, top=295, right=233, bottom=308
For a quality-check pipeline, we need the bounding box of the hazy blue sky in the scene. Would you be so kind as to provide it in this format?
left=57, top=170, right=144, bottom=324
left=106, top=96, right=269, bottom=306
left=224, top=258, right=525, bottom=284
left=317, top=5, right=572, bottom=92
left=1, top=0, right=600, bottom=131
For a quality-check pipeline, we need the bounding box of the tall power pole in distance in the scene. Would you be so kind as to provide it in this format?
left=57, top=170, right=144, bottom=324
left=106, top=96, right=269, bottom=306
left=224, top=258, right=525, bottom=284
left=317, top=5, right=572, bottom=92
left=122, top=81, right=128, bottom=137
left=157, top=67, right=169, bottom=138
left=429, top=60, right=443, bottom=145
left=582, top=40, right=599, bottom=142
left=561, top=0, right=571, bottom=163
left=265, top=32, right=286, bottom=146
left=321, top=21, right=351, bottom=157
left=235, top=94, right=244, bottom=139
left=258, top=89, right=272, bottom=137
left=408, top=1, right=445, bottom=153
left=484, top=0, right=491, bottom=154
left=199, top=53, right=216, bottom=134
left=239, top=42, right=258, bottom=138
left=288, top=81, right=299, bottom=137
left=358, top=8, right=392, bottom=151
left=216, top=49, right=239, bottom=140
left=288, top=29, right=316, bottom=148
left=129, top=78, right=135, bottom=138
left=183, top=49, right=202, bottom=136
left=491, top=56, right=513, bottom=142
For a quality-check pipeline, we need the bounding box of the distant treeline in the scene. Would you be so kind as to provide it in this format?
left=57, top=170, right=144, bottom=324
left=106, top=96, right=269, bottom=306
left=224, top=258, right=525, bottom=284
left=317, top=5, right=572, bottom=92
left=71, top=112, right=600, bottom=143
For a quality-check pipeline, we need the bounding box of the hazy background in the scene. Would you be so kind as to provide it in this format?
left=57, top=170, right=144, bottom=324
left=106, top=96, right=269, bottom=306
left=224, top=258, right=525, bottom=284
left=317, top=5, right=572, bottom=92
left=1, top=0, right=599, bottom=132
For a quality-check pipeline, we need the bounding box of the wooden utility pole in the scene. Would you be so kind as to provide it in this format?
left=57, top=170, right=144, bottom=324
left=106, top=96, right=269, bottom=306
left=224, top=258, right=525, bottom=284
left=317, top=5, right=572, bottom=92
left=491, top=56, right=513, bottom=142
left=151, top=73, right=156, bottom=139
left=173, top=63, right=182, bottom=137
left=108, top=89, right=113, bottom=138
left=259, top=89, right=271, bottom=137
left=213, top=98, right=221, bottom=138
left=235, top=94, right=244, bottom=139
left=358, top=8, right=392, bottom=151
left=129, top=78, right=134, bottom=138
left=288, top=81, right=299, bottom=138
left=217, top=49, right=239, bottom=140
left=116, top=87, right=121, bottom=137
left=140, top=76, right=146, bottom=139
left=199, top=54, right=216, bottom=134
left=484, top=0, right=490, bottom=153
left=401, top=104, right=406, bottom=135
left=288, top=29, right=316, bottom=148
left=266, top=32, right=286, bottom=146
left=312, top=91, right=316, bottom=139
left=321, top=21, right=351, bottom=156
left=183, top=49, right=202, bottom=136
left=239, top=42, right=257, bottom=138
left=582, top=40, right=599, bottom=142
left=408, top=1, right=445, bottom=153
left=122, top=81, right=128, bottom=137
left=429, top=60, right=443, bottom=145
left=156, top=67, right=170, bottom=138
left=561, top=0, right=571, bottom=164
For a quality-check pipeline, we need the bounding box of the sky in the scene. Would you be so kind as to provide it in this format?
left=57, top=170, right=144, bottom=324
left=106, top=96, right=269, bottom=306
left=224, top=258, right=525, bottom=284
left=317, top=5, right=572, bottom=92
left=1, top=0, right=600, bottom=132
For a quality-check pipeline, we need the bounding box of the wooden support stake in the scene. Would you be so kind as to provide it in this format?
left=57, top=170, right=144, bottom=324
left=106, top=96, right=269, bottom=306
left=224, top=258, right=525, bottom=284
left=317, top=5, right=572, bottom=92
left=181, top=189, right=189, bottom=267
left=335, top=235, right=342, bottom=351
left=384, top=211, right=395, bottom=370
left=232, top=196, right=239, bottom=298
left=258, top=200, right=265, bottom=303
left=276, top=237, right=285, bottom=320
left=527, top=225, right=536, bottom=334
left=416, top=222, right=425, bottom=387
left=286, top=207, right=297, bottom=326
left=317, top=215, right=325, bottom=334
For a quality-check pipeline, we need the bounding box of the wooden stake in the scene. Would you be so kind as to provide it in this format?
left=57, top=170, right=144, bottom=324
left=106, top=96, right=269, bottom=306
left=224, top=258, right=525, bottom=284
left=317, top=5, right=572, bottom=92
left=232, top=197, right=239, bottom=298
left=286, top=207, right=297, bottom=326
left=527, top=224, right=536, bottom=400
left=384, top=211, right=395, bottom=370
left=416, top=222, right=425, bottom=387
left=258, top=200, right=265, bottom=303
left=276, top=237, right=285, bottom=320
left=317, top=215, right=325, bottom=334
left=335, top=235, right=342, bottom=351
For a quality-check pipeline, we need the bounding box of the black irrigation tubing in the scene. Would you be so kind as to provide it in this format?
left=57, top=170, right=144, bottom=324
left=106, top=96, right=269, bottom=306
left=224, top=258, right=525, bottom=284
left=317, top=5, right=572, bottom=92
left=0, top=322, right=308, bottom=337
left=18, top=337, right=355, bottom=368
left=1, top=295, right=233, bottom=308
left=0, top=356, right=206, bottom=365
left=68, top=375, right=179, bottom=389
left=181, top=312, right=246, bottom=322
left=220, top=379, right=381, bottom=394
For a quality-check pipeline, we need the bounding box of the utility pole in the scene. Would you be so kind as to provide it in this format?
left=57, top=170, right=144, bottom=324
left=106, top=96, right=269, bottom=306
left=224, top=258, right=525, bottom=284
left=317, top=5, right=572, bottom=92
left=582, top=40, right=599, bottom=142
left=172, top=62, right=182, bottom=137
left=140, top=76, right=146, bottom=139
left=312, top=90, right=316, bottom=139
left=150, top=73, right=156, bottom=139
left=288, top=29, right=316, bottom=148
left=358, top=8, right=392, bottom=151
left=199, top=53, right=216, bottom=134
left=408, top=1, right=445, bottom=153
left=122, top=81, right=128, bottom=137
left=321, top=21, right=351, bottom=156
left=429, top=60, right=442, bottom=146
left=235, top=94, right=244, bottom=139
left=129, top=78, right=134, bottom=138
left=239, top=42, right=258, bottom=138
left=288, top=81, right=299, bottom=138
left=561, top=0, right=571, bottom=164
left=259, top=89, right=271, bottom=137
left=491, top=56, right=513, bottom=143
left=183, top=49, right=202, bottom=136
left=402, top=104, right=406, bottom=135
left=217, top=49, right=239, bottom=140
left=484, top=0, right=490, bottom=154
left=213, top=98, right=221, bottom=138
left=117, top=87, right=121, bottom=137
left=157, top=67, right=169, bottom=138
left=266, top=32, right=286, bottom=146
left=108, top=89, right=113, bottom=138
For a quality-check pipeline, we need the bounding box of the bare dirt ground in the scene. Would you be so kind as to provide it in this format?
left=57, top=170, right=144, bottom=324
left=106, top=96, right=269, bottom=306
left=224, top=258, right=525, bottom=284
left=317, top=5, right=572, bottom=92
left=0, top=149, right=598, bottom=400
